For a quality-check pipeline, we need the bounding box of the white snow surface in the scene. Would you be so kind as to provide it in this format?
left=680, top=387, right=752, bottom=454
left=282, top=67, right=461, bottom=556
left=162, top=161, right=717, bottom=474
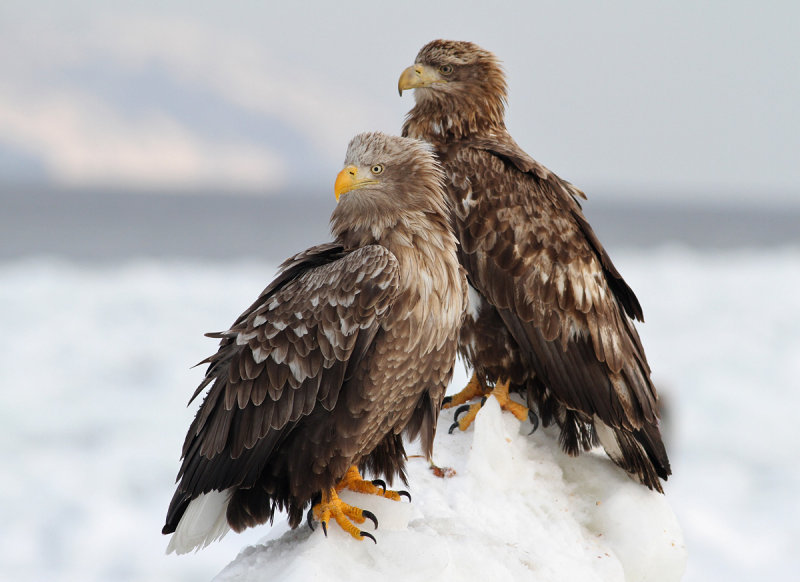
left=215, top=398, right=685, bottom=582
left=1, top=247, right=798, bottom=581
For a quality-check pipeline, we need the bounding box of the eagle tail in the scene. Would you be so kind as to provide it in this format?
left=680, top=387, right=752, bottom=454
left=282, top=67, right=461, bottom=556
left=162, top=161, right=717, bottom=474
left=594, top=419, right=670, bottom=493
left=164, top=489, right=232, bottom=554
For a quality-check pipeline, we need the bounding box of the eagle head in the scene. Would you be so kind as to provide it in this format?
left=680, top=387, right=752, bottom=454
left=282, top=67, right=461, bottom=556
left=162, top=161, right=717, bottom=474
left=330, top=132, right=449, bottom=247
left=399, top=40, right=507, bottom=137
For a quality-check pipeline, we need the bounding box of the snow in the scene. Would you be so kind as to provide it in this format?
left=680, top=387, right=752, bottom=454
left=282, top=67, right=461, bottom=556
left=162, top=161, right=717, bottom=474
left=1, top=247, right=797, bottom=581
left=215, top=398, right=684, bottom=582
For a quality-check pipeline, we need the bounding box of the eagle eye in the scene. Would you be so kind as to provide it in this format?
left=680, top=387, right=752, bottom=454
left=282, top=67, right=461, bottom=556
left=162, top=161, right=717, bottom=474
left=439, top=64, right=454, bottom=75
left=370, top=164, right=384, bottom=175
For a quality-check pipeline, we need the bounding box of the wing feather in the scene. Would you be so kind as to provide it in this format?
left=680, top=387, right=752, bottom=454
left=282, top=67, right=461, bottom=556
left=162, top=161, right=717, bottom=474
left=169, top=244, right=401, bottom=507
left=450, top=134, right=659, bottom=429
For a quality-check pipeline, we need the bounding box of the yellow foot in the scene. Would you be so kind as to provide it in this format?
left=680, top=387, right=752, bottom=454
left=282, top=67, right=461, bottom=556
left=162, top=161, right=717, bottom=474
left=306, top=466, right=411, bottom=542
left=308, top=487, right=378, bottom=543
left=336, top=466, right=411, bottom=502
left=448, top=378, right=536, bottom=433
left=442, top=372, right=487, bottom=409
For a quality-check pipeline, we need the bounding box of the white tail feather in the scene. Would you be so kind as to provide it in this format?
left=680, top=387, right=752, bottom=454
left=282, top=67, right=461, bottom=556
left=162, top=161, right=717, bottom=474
left=594, top=417, right=624, bottom=464
left=166, top=489, right=233, bottom=555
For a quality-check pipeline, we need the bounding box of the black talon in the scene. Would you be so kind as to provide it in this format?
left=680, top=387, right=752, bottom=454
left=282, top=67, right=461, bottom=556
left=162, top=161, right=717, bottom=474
left=448, top=421, right=460, bottom=434
left=307, top=492, right=322, bottom=531
left=321, top=521, right=328, bottom=537
left=371, top=479, right=386, bottom=494
left=480, top=396, right=487, bottom=406
left=442, top=395, right=453, bottom=406
left=362, top=509, right=378, bottom=530
left=527, top=409, right=540, bottom=435
left=454, top=404, right=471, bottom=421
left=398, top=490, right=412, bottom=502
left=360, top=531, right=377, bottom=544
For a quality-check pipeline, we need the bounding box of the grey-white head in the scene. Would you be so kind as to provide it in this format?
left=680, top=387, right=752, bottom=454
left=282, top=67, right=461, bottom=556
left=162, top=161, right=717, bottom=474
left=331, top=132, right=449, bottom=245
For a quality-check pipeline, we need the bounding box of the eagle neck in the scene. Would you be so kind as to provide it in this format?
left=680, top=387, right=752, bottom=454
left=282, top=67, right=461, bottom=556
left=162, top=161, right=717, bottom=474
left=382, top=214, right=465, bottom=354
left=340, top=212, right=452, bottom=276
left=402, top=94, right=505, bottom=144
left=338, top=210, right=460, bottom=311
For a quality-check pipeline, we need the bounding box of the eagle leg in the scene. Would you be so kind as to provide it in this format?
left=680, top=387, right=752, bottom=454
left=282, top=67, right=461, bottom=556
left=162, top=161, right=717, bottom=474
left=442, top=371, right=487, bottom=408
left=310, top=486, right=378, bottom=543
left=448, top=378, right=531, bottom=432
left=337, top=465, right=410, bottom=502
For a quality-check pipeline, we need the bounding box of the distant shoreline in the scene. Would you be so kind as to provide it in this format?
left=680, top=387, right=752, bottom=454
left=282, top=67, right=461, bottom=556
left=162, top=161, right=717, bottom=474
left=2, top=187, right=798, bottom=261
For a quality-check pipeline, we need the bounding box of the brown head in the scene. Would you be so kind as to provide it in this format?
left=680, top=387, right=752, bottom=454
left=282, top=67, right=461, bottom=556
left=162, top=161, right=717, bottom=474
left=399, top=40, right=507, bottom=140
left=331, top=132, right=451, bottom=249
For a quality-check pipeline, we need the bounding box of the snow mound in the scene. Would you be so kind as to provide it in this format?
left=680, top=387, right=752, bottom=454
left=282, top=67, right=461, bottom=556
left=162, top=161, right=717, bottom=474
left=214, top=397, right=686, bottom=582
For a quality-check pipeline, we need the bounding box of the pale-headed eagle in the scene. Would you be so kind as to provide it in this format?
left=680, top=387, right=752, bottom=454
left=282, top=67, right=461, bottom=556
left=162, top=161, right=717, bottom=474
left=399, top=40, right=670, bottom=491
left=162, top=132, right=467, bottom=551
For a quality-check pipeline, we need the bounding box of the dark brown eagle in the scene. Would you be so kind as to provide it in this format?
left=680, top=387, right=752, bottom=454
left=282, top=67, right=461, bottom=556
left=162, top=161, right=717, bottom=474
left=162, top=132, right=467, bottom=551
left=398, top=40, right=670, bottom=491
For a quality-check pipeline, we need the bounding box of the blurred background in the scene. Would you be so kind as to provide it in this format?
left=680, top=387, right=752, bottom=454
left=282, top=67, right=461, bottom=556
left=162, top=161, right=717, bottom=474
left=1, top=1, right=798, bottom=581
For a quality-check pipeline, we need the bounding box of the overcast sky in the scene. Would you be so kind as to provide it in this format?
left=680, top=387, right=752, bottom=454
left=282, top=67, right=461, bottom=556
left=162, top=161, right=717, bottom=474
left=0, top=1, right=797, bottom=204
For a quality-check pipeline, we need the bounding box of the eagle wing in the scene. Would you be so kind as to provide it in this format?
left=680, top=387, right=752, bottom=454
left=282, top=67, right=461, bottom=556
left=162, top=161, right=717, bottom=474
left=450, top=134, right=659, bottom=430
left=164, top=243, right=401, bottom=529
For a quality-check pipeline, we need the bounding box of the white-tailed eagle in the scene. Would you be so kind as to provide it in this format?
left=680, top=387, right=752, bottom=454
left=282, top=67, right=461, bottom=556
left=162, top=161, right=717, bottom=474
left=162, top=132, right=467, bottom=551
left=399, top=40, right=670, bottom=491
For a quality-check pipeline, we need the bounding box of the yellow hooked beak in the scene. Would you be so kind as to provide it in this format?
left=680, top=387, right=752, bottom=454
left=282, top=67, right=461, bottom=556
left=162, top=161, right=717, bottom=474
left=398, top=64, right=445, bottom=96
left=334, top=165, right=378, bottom=201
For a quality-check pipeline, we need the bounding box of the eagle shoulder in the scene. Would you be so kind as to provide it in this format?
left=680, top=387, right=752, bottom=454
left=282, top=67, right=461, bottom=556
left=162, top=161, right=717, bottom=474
left=446, top=134, right=642, bottom=340
left=178, top=244, right=402, bottom=481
